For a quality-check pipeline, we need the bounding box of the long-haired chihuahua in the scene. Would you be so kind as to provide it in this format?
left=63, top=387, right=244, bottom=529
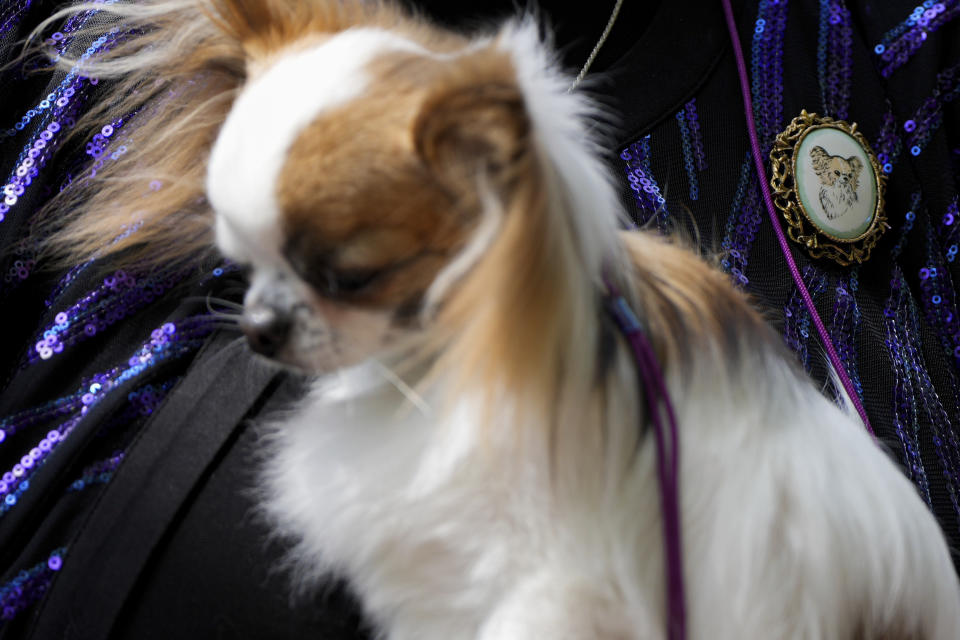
left=31, top=0, right=960, bottom=637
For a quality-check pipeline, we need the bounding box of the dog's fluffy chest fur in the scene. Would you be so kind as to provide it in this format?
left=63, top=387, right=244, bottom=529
left=818, top=181, right=857, bottom=219
left=264, top=362, right=668, bottom=639
left=262, top=358, right=960, bottom=640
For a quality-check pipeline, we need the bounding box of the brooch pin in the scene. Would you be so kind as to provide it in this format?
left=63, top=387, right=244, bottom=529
left=769, top=110, right=888, bottom=265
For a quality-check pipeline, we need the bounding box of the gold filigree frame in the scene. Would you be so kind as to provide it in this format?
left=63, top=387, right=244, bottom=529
left=769, top=110, right=888, bottom=265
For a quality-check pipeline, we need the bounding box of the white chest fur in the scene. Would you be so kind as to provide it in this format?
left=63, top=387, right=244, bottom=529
left=262, top=359, right=672, bottom=639
left=261, top=358, right=960, bottom=640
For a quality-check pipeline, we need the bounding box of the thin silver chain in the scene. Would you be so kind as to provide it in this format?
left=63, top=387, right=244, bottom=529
left=569, top=0, right=625, bottom=90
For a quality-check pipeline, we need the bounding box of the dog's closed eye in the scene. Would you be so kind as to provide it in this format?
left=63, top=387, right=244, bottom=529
left=283, top=246, right=383, bottom=299
left=317, top=267, right=382, bottom=297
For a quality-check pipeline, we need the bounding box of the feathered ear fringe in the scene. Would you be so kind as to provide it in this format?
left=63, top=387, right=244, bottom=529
left=205, top=0, right=396, bottom=58
left=408, top=31, right=611, bottom=433
left=26, top=0, right=245, bottom=268
left=413, top=21, right=780, bottom=441
left=26, top=0, right=406, bottom=269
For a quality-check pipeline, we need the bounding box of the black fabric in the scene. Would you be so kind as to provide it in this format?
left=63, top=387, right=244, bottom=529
left=108, top=377, right=368, bottom=640
left=25, top=333, right=282, bottom=639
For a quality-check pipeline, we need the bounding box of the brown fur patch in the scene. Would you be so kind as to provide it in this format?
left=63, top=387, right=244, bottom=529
left=275, top=44, right=525, bottom=313
left=208, top=0, right=466, bottom=61
left=618, top=231, right=781, bottom=367
left=428, top=137, right=584, bottom=422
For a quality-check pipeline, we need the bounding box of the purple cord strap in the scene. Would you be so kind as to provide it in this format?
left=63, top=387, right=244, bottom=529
left=719, top=0, right=875, bottom=437
left=605, top=280, right=687, bottom=640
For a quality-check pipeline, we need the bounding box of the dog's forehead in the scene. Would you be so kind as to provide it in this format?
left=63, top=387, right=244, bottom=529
left=207, top=27, right=427, bottom=258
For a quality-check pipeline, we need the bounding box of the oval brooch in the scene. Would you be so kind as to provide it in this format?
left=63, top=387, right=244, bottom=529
left=769, top=110, right=888, bottom=265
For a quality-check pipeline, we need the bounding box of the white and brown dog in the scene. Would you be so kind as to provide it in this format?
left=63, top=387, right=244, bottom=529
left=34, top=1, right=960, bottom=637
left=810, top=145, right=862, bottom=220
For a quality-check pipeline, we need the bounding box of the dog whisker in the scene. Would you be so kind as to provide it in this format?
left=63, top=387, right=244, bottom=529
left=372, top=359, right=432, bottom=416
left=203, top=295, right=245, bottom=311
left=206, top=321, right=244, bottom=332
left=181, top=294, right=245, bottom=321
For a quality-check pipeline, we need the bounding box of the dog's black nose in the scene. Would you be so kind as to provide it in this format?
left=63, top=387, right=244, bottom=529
left=241, top=306, right=292, bottom=358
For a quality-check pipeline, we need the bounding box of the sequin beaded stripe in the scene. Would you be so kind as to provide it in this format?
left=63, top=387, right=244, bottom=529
left=782, top=265, right=828, bottom=373
left=902, top=61, right=960, bottom=160
left=0, top=0, right=32, bottom=35
left=817, top=0, right=852, bottom=121
left=719, top=154, right=756, bottom=289
left=875, top=105, right=904, bottom=178
left=0, top=315, right=216, bottom=521
left=882, top=193, right=938, bottom=511
left=874, top=1, right=960, bottom=78
left=23, top=264, right=191, bottom=366
left=682, top=99, right=707, bottom=172
left=719, top=0, right=788, bottom=289
left=912, top=204, right=960, bottom=527
left=828, top=270, right=864, bottom=402
left=65, top=450, right=127, bottom=493
left=0, top=547, right=64, bottom=623
left=621, top=135, right=670, bottom=231
left=675, top=100, right=706, bottom=202
left=0, top=3, right=124, bottom=296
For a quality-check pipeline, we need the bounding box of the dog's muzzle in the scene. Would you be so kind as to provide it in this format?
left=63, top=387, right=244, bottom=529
left=241, top=304, right=292, bottom=358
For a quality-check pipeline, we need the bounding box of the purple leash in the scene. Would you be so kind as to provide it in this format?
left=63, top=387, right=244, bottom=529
left=719, top=0, right=875, bottom=437
left=605, top=278, right=686, bottom=640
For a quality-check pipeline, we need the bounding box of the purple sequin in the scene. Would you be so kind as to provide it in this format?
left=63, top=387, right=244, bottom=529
left=25, top=266, right=189, bottom=367
left=0, top=0, right=33, bottom=35
left=720, top=155, right=761, bottom=289
left=874, top=0, right=960, bottom=77
left=0, top=548, right=66, bottom=621
left=621, top=135, right=669, bottom=231
left=684, top=100, right=707, bottom=171
left=883, top=192, right=960, bottom=518
left=875, top=107, right=904, bottom=176
left=817, top=0, right=852, bottom=120
left=67, top=450, right=130, bottom=492
left=720, top=0, right=789, bottom=289
left=0, top=316, right=214, bottom=514
left=902, top=61, right=960, bottom=159
left=782, top=265, right=828, bottom=372
left=675, top=108, right=701, bottom=201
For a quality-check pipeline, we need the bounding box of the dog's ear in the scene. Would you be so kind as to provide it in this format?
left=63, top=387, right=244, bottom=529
left=847, top=156, right=863, bottom=192
left=847, top=155, right=863, bottom=177
left=413, top=77, right=531, bottom=208
left=208, top=0, right=282, bottom=44
left=810, top=146, right=830, bottom=175
left=207, top=0, right=354, bottom=58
